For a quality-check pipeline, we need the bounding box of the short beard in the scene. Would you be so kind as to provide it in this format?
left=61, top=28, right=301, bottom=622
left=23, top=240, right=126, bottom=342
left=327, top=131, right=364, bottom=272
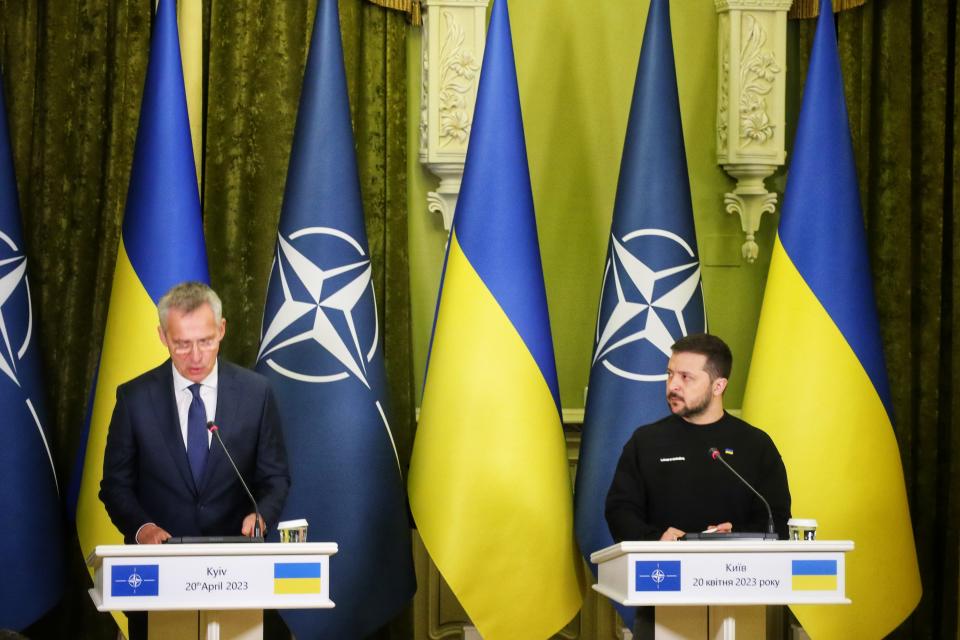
left=670, top=392, right=712, bottom=419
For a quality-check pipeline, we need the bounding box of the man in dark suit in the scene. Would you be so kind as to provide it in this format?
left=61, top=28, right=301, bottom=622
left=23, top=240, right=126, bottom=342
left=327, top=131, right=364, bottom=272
left=99, top=281, right=290, bottom=544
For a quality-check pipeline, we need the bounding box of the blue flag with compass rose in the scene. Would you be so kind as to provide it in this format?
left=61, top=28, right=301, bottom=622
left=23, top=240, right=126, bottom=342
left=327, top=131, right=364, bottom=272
left=573, top=0, right=705, bottom=628
left=0, top=75, right=64, bottom=630
left=255, top=1, right=415, bottom=637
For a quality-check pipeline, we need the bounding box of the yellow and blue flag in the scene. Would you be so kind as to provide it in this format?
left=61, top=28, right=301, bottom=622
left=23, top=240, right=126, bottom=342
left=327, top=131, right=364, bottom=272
left=255, top=1, right=415, bottom=637
left=408, top=1, right=583, bottom=637
left=273, top=563, right=322, bottom=595
left=0, top=71, right=64, bottom=631
left=573, top=0, right=705, bottom=629
left=74, top=0, right=208, bottom=626
left=791, top=560, right=837, bottom=592
left=742, top=0, right=920, bottom=636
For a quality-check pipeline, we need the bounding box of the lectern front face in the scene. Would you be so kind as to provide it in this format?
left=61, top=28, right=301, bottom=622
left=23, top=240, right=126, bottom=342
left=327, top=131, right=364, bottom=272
left=89, top=544, right=337, bottom=612
left=621, top=553, right=846, bottom=605
left=592, top=541, right=852, bottom=606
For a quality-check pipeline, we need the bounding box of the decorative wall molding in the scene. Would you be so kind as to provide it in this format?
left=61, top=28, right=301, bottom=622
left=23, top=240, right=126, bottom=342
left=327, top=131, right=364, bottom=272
left=716, top=0, right=793, bottom=10
left=438, top=11, right=481, bottom=147
left=419, top=0, right=489, bottom=230
left=715, top=0, right=790, bottom=262
left=737, top=14, right=780, bottom=148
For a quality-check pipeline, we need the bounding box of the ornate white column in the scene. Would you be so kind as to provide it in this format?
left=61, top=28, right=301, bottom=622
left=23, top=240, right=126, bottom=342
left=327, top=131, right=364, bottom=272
left=419, top=0, right=489, bottom=230
left=716, top=0, right=793, bottom=262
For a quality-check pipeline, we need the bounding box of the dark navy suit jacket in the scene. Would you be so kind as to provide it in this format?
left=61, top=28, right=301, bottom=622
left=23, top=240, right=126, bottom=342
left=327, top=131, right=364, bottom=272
left=99, top=359, right=290, bottom=542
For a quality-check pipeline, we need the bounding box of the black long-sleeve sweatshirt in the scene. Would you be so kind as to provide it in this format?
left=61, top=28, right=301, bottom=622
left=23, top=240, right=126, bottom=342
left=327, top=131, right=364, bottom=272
left=605, top=412, right=792, bottom=541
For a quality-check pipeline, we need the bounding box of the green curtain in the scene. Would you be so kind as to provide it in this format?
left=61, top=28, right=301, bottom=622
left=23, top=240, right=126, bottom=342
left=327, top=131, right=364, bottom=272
left=0, top=1, right=412, bottom=638
left=792, top=2, right=959, bottom=637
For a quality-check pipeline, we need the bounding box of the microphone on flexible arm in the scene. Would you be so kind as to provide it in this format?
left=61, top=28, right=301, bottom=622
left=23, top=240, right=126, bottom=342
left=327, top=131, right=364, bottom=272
left=208, top=421, right=263, bottom=541
left=708, top=447, right=777, bottom=539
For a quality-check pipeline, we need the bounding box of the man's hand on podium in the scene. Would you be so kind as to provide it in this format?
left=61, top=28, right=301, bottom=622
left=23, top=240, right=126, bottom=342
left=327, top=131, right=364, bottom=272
left=705, top=522, right=733, bottom=534
left=241, top=513, right=265, bottom=537
left=660, top=527, right=686, bottom=541
left=136, top=523, right=172, bottom=544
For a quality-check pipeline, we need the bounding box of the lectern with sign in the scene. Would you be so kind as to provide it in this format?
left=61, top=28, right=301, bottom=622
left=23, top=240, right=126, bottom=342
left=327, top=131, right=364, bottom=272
left=87, top=542, right=337, bottom=640
left=591, top=540, right=852, bottom=639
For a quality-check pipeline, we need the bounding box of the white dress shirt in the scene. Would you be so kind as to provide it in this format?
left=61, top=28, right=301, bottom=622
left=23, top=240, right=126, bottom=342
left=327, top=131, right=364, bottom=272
left=171, top=361, right=219, bottom=449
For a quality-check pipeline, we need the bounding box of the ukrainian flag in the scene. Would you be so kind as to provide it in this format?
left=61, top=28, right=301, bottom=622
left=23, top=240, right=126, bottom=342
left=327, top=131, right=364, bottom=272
left=75, top=1, right=208, bottom=630
left=791, top=560, right=837, bottom=592
left=742, top=0, right=920, bottom=636
left=407, top=1, right=583, bottom=637
left=274, top=563, right=322, bottom=595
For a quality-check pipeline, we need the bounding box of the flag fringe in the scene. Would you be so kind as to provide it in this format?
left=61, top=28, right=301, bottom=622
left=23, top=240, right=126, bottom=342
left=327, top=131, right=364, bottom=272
left=367, top=0, right=421, bottom=25
left=789, top=0, right=867, bottom=19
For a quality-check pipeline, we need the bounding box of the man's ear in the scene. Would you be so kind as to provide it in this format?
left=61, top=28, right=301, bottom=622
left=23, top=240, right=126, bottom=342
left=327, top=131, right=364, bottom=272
left=158, top=325, right=168, bottom=347
left=713, top=377, right=728, bottom=396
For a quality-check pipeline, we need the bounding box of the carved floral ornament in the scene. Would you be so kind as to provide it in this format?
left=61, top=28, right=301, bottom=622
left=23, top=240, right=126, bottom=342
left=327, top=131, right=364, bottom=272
left=715, top=0, right=789, bottom=262
left=419, top=0, right=489, bottom=230
left=718, top=47, right=730, bottom=148
left=438, top=10, right=480, bottom=145
left=717, top=13, right=782, bottom=152
left=738, top=14, right=780, bottom=146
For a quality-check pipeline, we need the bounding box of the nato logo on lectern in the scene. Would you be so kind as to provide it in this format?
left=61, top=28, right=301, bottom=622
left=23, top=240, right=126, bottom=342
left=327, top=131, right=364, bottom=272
left=258, top=228, right=379, bottom=388
left=635, top=560, right=682, bottom=592
left=111, top=565, right=159, bottom=597
left=592, top=229, right=704, bottom=382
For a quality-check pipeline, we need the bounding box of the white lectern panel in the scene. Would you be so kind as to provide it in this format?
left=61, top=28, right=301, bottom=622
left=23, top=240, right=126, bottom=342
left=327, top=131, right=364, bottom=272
left=591, top=540, right=852, bottom=606
left=88, top=542, right=337, bottom=612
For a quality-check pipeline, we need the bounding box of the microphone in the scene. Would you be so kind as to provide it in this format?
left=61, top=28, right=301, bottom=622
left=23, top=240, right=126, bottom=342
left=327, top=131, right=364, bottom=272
left=708, top=447, right=777, bottom=538
left=208, top=421, right=263, bottom=541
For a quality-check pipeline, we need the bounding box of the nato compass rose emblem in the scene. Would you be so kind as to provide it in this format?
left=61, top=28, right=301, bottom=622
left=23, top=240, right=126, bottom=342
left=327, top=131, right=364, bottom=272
left=592, top=229, right=705, bottom=381
left=636, top=560, right=681, bottom=591
left=126, top=571, right=143, bottom=590
left=112, top=565, right=159, bottom=596
left=258, top=227, right=380, bottom=387
left=258, top=226, right=402, bottom=471
left=0, top=230, right=57, bottom=489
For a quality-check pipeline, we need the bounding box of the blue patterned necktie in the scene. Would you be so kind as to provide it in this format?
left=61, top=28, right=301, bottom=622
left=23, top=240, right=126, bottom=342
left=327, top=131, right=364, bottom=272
left=187, top=383, right=209, bottom=487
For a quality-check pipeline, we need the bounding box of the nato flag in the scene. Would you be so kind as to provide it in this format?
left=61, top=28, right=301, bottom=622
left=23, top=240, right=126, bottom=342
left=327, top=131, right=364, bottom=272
left=573, top=0, right=705, bottom=628
left=0, top=75, right=64, bottom=629
left=256, top=1, right=415, bottom=637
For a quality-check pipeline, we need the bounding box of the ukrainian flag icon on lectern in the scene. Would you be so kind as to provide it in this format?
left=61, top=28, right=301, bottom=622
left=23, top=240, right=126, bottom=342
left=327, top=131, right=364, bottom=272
left=791, top=560, right=838, bottom=591
left=635, top=561, right=681, bottom=592
left=274, top=562, right=322, bottom=595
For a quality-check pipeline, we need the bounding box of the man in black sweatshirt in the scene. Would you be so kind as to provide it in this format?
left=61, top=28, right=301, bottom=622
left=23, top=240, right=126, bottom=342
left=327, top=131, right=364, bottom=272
left=605, top=333, right=791, bottom=542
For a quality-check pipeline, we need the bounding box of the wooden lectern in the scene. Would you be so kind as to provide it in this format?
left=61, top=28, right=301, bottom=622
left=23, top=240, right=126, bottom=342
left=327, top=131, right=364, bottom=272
left=87, top=542, right=337, bottom=640
left=591, top=540, right=853, bottom=639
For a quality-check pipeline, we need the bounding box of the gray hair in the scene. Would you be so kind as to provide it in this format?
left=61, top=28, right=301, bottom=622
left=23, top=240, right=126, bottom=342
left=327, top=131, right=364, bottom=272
left=158, top=282, right=223, bottom=331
